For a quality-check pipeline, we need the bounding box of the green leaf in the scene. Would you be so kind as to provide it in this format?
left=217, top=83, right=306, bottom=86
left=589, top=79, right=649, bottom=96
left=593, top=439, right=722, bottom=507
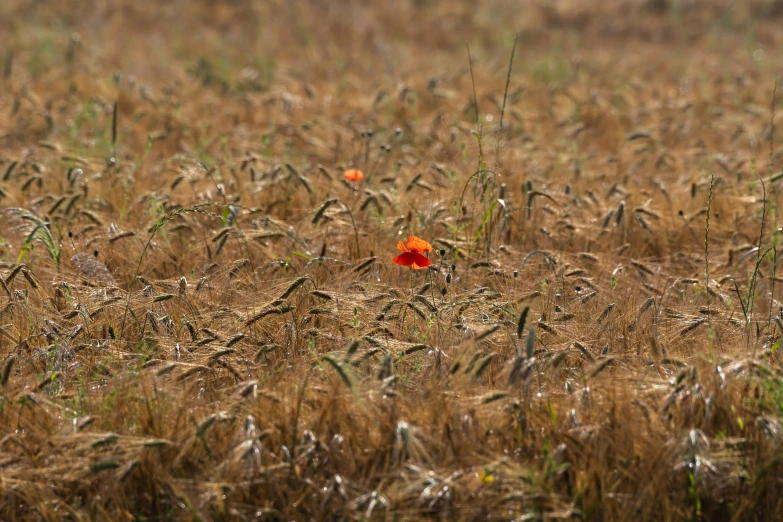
left=547, top=400, right=557, bottom=425
left=292, top=251, right=313, bottom=261
left=473, top=199, right=499, bottom=244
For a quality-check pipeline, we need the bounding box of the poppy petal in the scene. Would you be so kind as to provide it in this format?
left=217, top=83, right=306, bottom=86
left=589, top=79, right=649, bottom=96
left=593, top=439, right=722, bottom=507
left=410, top=253, right=432, bottom=269
left=397, top=241, right=408, bottom=252
left=394, top=251, right=431, bottom=269
left=343, top=169, right=364, bottom=182
left=406, top=235, right=432, bottom=253
left=393, top=252, right=416, bottom=267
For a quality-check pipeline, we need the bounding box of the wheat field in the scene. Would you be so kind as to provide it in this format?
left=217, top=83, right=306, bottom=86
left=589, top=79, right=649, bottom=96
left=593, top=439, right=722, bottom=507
left=2, top=1, right=783, bottom=520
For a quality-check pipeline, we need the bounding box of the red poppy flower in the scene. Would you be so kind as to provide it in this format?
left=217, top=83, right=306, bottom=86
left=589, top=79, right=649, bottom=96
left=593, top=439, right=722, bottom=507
left=393, top=235, right=432, bottom=269
left=343, top=169, right=364, bottom=182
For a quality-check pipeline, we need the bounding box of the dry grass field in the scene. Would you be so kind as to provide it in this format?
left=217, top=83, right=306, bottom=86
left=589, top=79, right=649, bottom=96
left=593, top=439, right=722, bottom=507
left=3, top=0, right=783, bottom=520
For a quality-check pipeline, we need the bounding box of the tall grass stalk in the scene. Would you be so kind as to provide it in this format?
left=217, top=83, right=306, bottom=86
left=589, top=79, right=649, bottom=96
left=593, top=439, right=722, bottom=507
left=704, top=174, right=714, bottom=343
left=747, top=163, right=766, bottom=345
